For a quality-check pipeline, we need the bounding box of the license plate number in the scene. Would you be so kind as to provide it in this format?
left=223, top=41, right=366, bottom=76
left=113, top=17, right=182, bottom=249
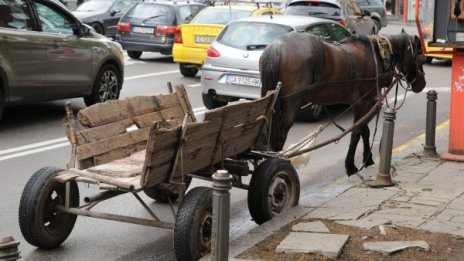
left=132, top=27, right=154, bottom=34
left=226, top=75, right=261, bottom=87
left=195, top=35, right=215, bottom=44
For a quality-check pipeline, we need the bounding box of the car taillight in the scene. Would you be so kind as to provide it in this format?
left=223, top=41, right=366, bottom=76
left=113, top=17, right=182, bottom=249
left=207, top=47, right=220, bottom=57
left=156, top=25, right=177, bottom=35
left=117, top=22, right=131, bottom=32
left=174, top=26, right=182, bottom=44
left=337, top=20, right=348, bottom=27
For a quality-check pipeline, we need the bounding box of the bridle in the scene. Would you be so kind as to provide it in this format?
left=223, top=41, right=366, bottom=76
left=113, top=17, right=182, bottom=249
left=394, top=35, right=425, bottom=90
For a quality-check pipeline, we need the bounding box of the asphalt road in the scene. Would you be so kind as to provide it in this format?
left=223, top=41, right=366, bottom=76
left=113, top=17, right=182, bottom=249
left=0, top=22, right=452, bottom=260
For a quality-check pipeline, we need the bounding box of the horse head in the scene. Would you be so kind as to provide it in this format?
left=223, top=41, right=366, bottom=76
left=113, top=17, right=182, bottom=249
left=391, top=31, right=426, bottom=93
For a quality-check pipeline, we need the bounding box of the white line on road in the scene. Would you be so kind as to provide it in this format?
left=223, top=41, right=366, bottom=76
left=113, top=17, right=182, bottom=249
left=124, top=70, right=179, bottom=80
left=0, top=87, right=450, bottom=162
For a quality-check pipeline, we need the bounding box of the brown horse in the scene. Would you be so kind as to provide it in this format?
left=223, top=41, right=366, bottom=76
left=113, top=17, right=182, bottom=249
left=259, top=31, right=426, bottom=176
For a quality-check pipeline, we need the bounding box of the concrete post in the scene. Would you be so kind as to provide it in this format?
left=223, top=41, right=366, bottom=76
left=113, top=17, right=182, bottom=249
left=423, top=90, right=439, bottom=157
left=0, top=236, right=21, bottom=260
left=366, top=109, right=396, bottom=188
left=211, top=170, right=233, bottom=261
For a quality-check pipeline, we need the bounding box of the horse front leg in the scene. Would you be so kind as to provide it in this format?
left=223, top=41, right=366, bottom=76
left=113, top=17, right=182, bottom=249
left=361, top=125, right=375, bottom=167
left=345, top=127, right=362, bottom=176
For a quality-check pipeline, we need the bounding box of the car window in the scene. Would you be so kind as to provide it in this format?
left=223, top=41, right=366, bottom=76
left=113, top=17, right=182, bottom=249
left=113, top=0, right=136, bottom=12
left=306, top=24, right=333, bottom=42
left=191, top=8, right=252, bottom=25
left=0, top=0, right=34, bottom=30
left=75, top=0, right=113, bottom=11
left=35, top=2, right=74, bottom=35
left=125, top=4, right=174, bottom=23
left=283, top=5, right=341, bottom=17
left=217, top=21, right=292, bottom=50
left=178, top=5, right=204, bottom=23
left=329, top=23, right=351, bottom=41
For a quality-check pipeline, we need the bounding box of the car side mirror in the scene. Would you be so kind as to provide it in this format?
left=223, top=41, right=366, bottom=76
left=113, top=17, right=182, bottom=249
left=111, top=9, right=122, bottom=16
left=362, top=9, right=371, bottom=16
left=79, top=24, right=92, bottom=37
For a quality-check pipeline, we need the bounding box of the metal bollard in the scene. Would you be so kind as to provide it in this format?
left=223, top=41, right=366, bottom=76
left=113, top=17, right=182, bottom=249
left=211, top=170, right=233, bottom=261
left=423, top=90, right=439, bottom=157
left=366, top=108, right=396, bottom=188
left=0, top=236, right=21, bottom=260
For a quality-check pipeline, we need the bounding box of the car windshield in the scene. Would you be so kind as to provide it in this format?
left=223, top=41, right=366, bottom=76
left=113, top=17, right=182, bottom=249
left=125, top=4, right=174, bottom=22
left=75, top=0, right=113, bottom=11
left=191, top=8, right=252, bottom=25
left=285, top=2, right=341, bottom=16
left=217, top=21, right=292, bottom=50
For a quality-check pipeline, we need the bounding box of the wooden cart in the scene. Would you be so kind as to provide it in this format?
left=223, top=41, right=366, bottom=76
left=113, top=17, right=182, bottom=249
left=18, top=85, right=300, bottom=260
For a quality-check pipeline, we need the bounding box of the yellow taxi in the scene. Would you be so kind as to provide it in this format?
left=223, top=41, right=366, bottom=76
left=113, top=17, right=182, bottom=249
left=172, top=4, right=281, bottom=77
left=425, top=45, right=452, bottom=64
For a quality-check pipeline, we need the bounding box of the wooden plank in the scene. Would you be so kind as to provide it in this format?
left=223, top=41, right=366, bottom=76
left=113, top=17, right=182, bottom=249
left=86, top=150, right=145, bottom=178
left=175, top=85, right=197, bottom=122
left=92, top=142, right=146, bottom=166
left=76, top=127, right=150, bottom=161
left=74, top=119, right=133, bottom=145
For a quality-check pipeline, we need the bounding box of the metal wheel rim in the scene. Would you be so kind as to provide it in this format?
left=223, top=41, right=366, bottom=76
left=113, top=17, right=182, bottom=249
left=41, top=186, right=67, bottom=236
left=198, top=210, right=212, bottom=255
left=268, top=171, right=293, bottom=215
left=98, top=70, right=119, bottom=102
left=310, top=104, right=322, bottom=116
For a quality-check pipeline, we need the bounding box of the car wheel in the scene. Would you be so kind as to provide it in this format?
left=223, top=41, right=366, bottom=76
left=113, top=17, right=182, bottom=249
left=91, top=22, right=104, bottom=35
left=426, top=57, right=433, bottom=64
left=84, top=64, right=121, bottom=107
left=298, top=104, right=323, bottom=122
left=127, top=51, right=142, bottom=59
left=373, top=19, right=381, bottom=34
left=0, top=87, right=4, bottom=120
left=179, top=63, right=198, bottom=77
left=202, top=93, right=227, bottom=109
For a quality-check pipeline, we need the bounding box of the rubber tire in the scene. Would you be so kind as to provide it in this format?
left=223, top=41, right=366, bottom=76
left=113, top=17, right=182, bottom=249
left=426, top=57, right=433, bottom=64
left=202, top=93, right=227, bottom=109
left=174, top=187, right=213, bottom=261
left=179, top=63, right=198, bottom=77
left=373, top=19, right=381, bottom=34
left=84, top=64, right=121, bottom=107
left=19, top=166, right=79, bottom=249
left=248, top=158, right=300, bottom=225
left=127, top=51, right=142, bottom=59
left=298, top=104, right=323, bottom=122
left=91, top=22, right=104, bottom=35
left=0, top=87, right=4, bottom=121
left=143, top=176, right=192, bottom=203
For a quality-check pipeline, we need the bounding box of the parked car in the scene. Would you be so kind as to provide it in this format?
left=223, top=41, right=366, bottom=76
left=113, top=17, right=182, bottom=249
left=283, top=0, right=376, bottom=35
left=0, top=0, right=124, bottom=120
left=72, top=0, right=138, bottom=38
left=201, top=15, right=351, bottom=121
left=354, top=0, right=387, bottom=32
left=172, top=4, right=282, bottom=77
left=115, top=1, right=207, bottom=59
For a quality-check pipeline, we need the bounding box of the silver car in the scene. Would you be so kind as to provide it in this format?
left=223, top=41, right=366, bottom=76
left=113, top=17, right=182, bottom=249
left=201, top=15, right=351, bottom=121
left=0, top=0, right=125, bottom=120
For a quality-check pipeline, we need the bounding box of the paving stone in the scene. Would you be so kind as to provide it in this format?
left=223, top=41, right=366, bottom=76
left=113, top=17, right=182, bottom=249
left=420, top=219, right=464, bottom=237
left=276, top=232, right=349, bottom=257
left=336, top=219, right=392, bottom=230
left=292, top=221, right=330, bottom=233
left=304, top=206, right=376, bottom=220
left=299, top=196, right=332, bottom=208
left=432, top=209, right=464, bottom=222
left=363, top=241, right=429, bottom=254
left=448, top=195, right=464, bottom=211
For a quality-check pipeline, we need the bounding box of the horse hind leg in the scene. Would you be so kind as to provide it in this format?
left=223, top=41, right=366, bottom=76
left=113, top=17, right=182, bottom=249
left=345, top=128, right=362, bottom=176
left=361, top=125, right=375, bottom=167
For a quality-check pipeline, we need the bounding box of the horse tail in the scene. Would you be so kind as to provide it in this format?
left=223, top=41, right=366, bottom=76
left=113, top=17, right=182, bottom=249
left=260, top=41, right=282, bottom=97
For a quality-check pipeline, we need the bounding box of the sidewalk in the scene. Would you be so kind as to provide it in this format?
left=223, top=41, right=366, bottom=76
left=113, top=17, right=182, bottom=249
left=206, top=122, right=464, bottom=260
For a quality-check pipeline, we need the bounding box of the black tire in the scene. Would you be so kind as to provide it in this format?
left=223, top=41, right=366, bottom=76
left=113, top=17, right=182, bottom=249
left=426, top=57, right=433, bottom=64
left=298, top=104, right=323, bottom=122
left=84, top=64, right=121, bottom=107
left=179, top=63, right=198, bottom=77
left=127, top=51, right=142, bottom=59
left=248, top=158, right=300, bottom=225
left=19, top=167, right=79, bottom=249
left=202, top=93, right=227, bottom=109
left=91, top=22, right=104, bottom=35
left=373, top=19, right=381, bottom=34
left=174, top=187, right=213, bottom=261
left=0, top=87, right=4, bottom=121
left=144, top=176, right=192, bottom=203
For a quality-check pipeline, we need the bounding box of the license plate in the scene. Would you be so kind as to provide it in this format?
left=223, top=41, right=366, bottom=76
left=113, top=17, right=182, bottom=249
left=194, top=35, right=215, bottom=44
left=226, top=75, right=261, bottom=87
left=132, top=27, right=154, bottom=34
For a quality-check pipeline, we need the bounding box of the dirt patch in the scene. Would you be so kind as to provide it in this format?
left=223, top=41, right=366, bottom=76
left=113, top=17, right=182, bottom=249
left=238, top=219, right=464, bottom=261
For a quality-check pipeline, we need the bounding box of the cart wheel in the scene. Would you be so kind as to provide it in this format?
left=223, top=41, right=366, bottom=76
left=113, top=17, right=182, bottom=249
left=174, top=187, right=212, bottom=261
left=18, top=166, right=79, bottom=249
left=143, top=176, right=192, bottom=203
left=248, top=158, right=300, bottom=225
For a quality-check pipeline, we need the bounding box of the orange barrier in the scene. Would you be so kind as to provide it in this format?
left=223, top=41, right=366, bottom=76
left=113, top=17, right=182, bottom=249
left=442, top=50, right=464, bottom=161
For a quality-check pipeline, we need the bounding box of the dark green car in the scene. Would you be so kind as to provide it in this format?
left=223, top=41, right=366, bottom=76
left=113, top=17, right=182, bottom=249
left=0, top=0, right=125, bottom=120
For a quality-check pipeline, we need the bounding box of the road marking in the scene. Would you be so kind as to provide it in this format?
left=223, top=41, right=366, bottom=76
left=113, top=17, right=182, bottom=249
left=0, top=87, right=451, bottom=162
left=124, top=70, right=179, bottom=80
left=188, top=83, right=201, bottom=88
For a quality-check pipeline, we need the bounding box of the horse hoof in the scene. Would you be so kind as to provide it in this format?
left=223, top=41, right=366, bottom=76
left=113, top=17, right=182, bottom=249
left=346, top=166, right=359, bottom=177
